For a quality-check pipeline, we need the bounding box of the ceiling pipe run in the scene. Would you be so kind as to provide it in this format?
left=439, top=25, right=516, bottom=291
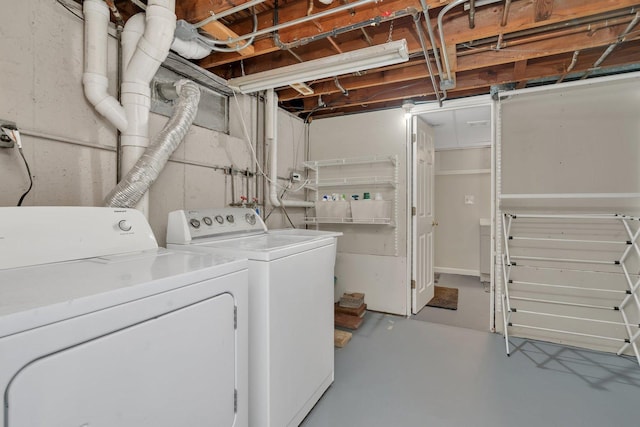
left=469, top=0, right=476, bottom=29
left=501, top=0, right=512, bottom=27
left=211, top=0, right=378, bottom=46
left=419, top=0, right=447, bottom=100
left=556, top=51, right=580, bottom=83
left=412, top=12, right=442, bottom=106
left=581, top=11, right=640, bottom=80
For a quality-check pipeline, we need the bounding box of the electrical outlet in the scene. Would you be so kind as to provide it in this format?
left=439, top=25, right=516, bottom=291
left=0, top=119, right=17, bottom=148
left=464, top=195, right=475, bottom=205
left=290, top=172, right=302, bottom=182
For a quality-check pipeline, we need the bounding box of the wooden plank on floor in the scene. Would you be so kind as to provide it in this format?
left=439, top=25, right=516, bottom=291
left=335, top=302, right=367, bottom=317
left=335, top=312, right=364, bottom=330
left=334, top=329, right=352, bottom=348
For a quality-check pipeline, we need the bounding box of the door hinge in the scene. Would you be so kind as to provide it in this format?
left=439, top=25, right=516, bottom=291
left=412, top=133, right=417, bottom=143
left=411, top=279, right=416, bottom=289
left=234, top=306, right=237, bottom=330
left=234, top=389, right=238, bottom=413
left=412, top=206, right=417, bottom=216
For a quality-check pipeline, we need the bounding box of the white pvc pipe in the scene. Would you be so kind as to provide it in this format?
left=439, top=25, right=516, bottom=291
left=266, top=89, right=314, bottom=209
left=171, top=37, right=211, bottom=60
left=121, top=13, right=145, bottom=69
left=82, top=0, right=127, bottom=132
left=120, top=0, right=177, bottom=215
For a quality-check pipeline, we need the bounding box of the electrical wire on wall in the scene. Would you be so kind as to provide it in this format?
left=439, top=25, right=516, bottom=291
left=231, top=90, right=309, bottom=193
left=0, top=125, right=33, bottom=206
left=55, top=0, right=83, bottom=20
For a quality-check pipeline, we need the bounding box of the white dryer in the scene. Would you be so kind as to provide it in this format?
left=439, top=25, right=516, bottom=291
left=167, top=208, right=340, bottom=427
left=0, top=207, right=248, bottom=427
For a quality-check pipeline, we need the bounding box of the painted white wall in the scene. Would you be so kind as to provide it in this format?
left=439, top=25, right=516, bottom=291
left=434, top=147, right=491, bottom=276
left=498, top=74, right=640, bottom=355
left=0, top=0, right=303, bottom=245
left=309, top=109, right=408, bottom=315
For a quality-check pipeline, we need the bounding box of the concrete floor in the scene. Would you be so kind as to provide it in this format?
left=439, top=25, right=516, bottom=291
left=301, top=312, right=640, bottom=427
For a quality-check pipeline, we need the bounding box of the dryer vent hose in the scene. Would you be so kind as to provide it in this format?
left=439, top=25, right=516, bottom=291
left=104, top=79, right=200, bottom=208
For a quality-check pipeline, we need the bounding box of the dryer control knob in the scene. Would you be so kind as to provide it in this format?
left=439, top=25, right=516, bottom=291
left=226, top=215, right=235, bottom=223
left=245, top=213, right=256, bottom=225
left=118, top=220, right=132, bottom=232
left=215, top=215, right=224, bottom=224
left=190, top=218, right=201, bottom=228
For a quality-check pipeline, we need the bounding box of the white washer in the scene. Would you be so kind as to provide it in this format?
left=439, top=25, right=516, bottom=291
left=167, top=208, right=340, bottom=427
left=0, top=207, right=248, bottom=427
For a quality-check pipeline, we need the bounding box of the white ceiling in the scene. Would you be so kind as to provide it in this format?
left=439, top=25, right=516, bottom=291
left=419, top=105, right=491, bottom=150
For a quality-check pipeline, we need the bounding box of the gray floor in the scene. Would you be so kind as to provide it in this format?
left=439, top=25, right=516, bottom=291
left=302, top=312, right=640, bottom=427
left=412, top=274, right=490, bottom=331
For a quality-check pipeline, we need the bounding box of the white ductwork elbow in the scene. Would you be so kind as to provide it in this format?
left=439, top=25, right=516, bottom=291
left=83, top=74, right=128, bottom=132
left=171, top=37, right=212, bottom=60
left=121, top=13, right=145, bottom=69
left=82, top=0, right=127, bottom=132
left=124, top=1, right=177, bottom=84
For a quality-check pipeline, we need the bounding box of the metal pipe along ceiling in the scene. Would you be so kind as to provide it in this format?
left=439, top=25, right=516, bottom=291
left=209, top=0, right=378, bottom=45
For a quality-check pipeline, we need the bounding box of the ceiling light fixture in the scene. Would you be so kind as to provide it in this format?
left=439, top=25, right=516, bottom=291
left=227, top=40, right=409, bottom=94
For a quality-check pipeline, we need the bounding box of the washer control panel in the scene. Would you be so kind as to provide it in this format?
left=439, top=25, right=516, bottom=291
left=166, top=208, right=266, bottom=244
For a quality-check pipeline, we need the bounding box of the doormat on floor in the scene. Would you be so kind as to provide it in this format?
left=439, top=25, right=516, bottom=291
left=426, top=286, right=458, bottom=310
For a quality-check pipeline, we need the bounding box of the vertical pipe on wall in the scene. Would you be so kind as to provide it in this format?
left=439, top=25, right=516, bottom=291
left=119, top=0, right=177, bottom=215
left=266, top=89, right=315, bottom=209
left=82, top=0, right=128, bottom=132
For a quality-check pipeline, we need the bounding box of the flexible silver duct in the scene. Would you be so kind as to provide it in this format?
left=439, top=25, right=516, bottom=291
left=104, top=80, right=200, bottom=208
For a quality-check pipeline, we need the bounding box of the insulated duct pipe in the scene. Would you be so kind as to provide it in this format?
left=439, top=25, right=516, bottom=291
left=104, top=80, right=200, bottom=208
left=82, top=0, right=128, bottom=132
left=266, top=89, right=314, bottom=208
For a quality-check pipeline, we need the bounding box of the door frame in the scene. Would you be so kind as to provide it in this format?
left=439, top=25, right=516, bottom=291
left=406, top=95, right=497, bottom=332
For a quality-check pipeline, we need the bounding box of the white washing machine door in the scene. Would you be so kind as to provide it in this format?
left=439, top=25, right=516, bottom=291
left=6, top=293, right=237, bottom=427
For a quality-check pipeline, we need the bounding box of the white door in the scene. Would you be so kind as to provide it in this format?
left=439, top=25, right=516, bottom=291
left=412, top=116, right=435, bottom=314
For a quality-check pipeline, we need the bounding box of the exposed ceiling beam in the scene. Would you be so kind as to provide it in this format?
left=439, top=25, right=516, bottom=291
left=290, top=40, right=640, bottom=114
left=534, top=0, right=555, bottom=22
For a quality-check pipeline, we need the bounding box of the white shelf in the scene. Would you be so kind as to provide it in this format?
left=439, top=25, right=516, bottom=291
left=303, top=155, right=397, bottom=170
left=304, top=217, right=395, bottom=226
left=305, top=154, right=398, bottom=234
left=306, top=175, right=396, bottom=190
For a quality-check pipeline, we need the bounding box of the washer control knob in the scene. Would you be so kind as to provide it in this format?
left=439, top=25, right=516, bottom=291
left=245, top=213, right=256, bottom=225
left=214, top=215, right=224, bottom=224
left=226, top=215, right=235, bottom=223
left=118, top=220, right=132, bottom=232
left=189, top=218, right=201, bottom=228
left=203, top=216, right=213, bottom=226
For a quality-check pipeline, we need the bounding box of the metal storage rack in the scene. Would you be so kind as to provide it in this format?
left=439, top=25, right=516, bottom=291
left=500, top=212, right=640, bottom=366
left=303, top=155, right=398, bottom=226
